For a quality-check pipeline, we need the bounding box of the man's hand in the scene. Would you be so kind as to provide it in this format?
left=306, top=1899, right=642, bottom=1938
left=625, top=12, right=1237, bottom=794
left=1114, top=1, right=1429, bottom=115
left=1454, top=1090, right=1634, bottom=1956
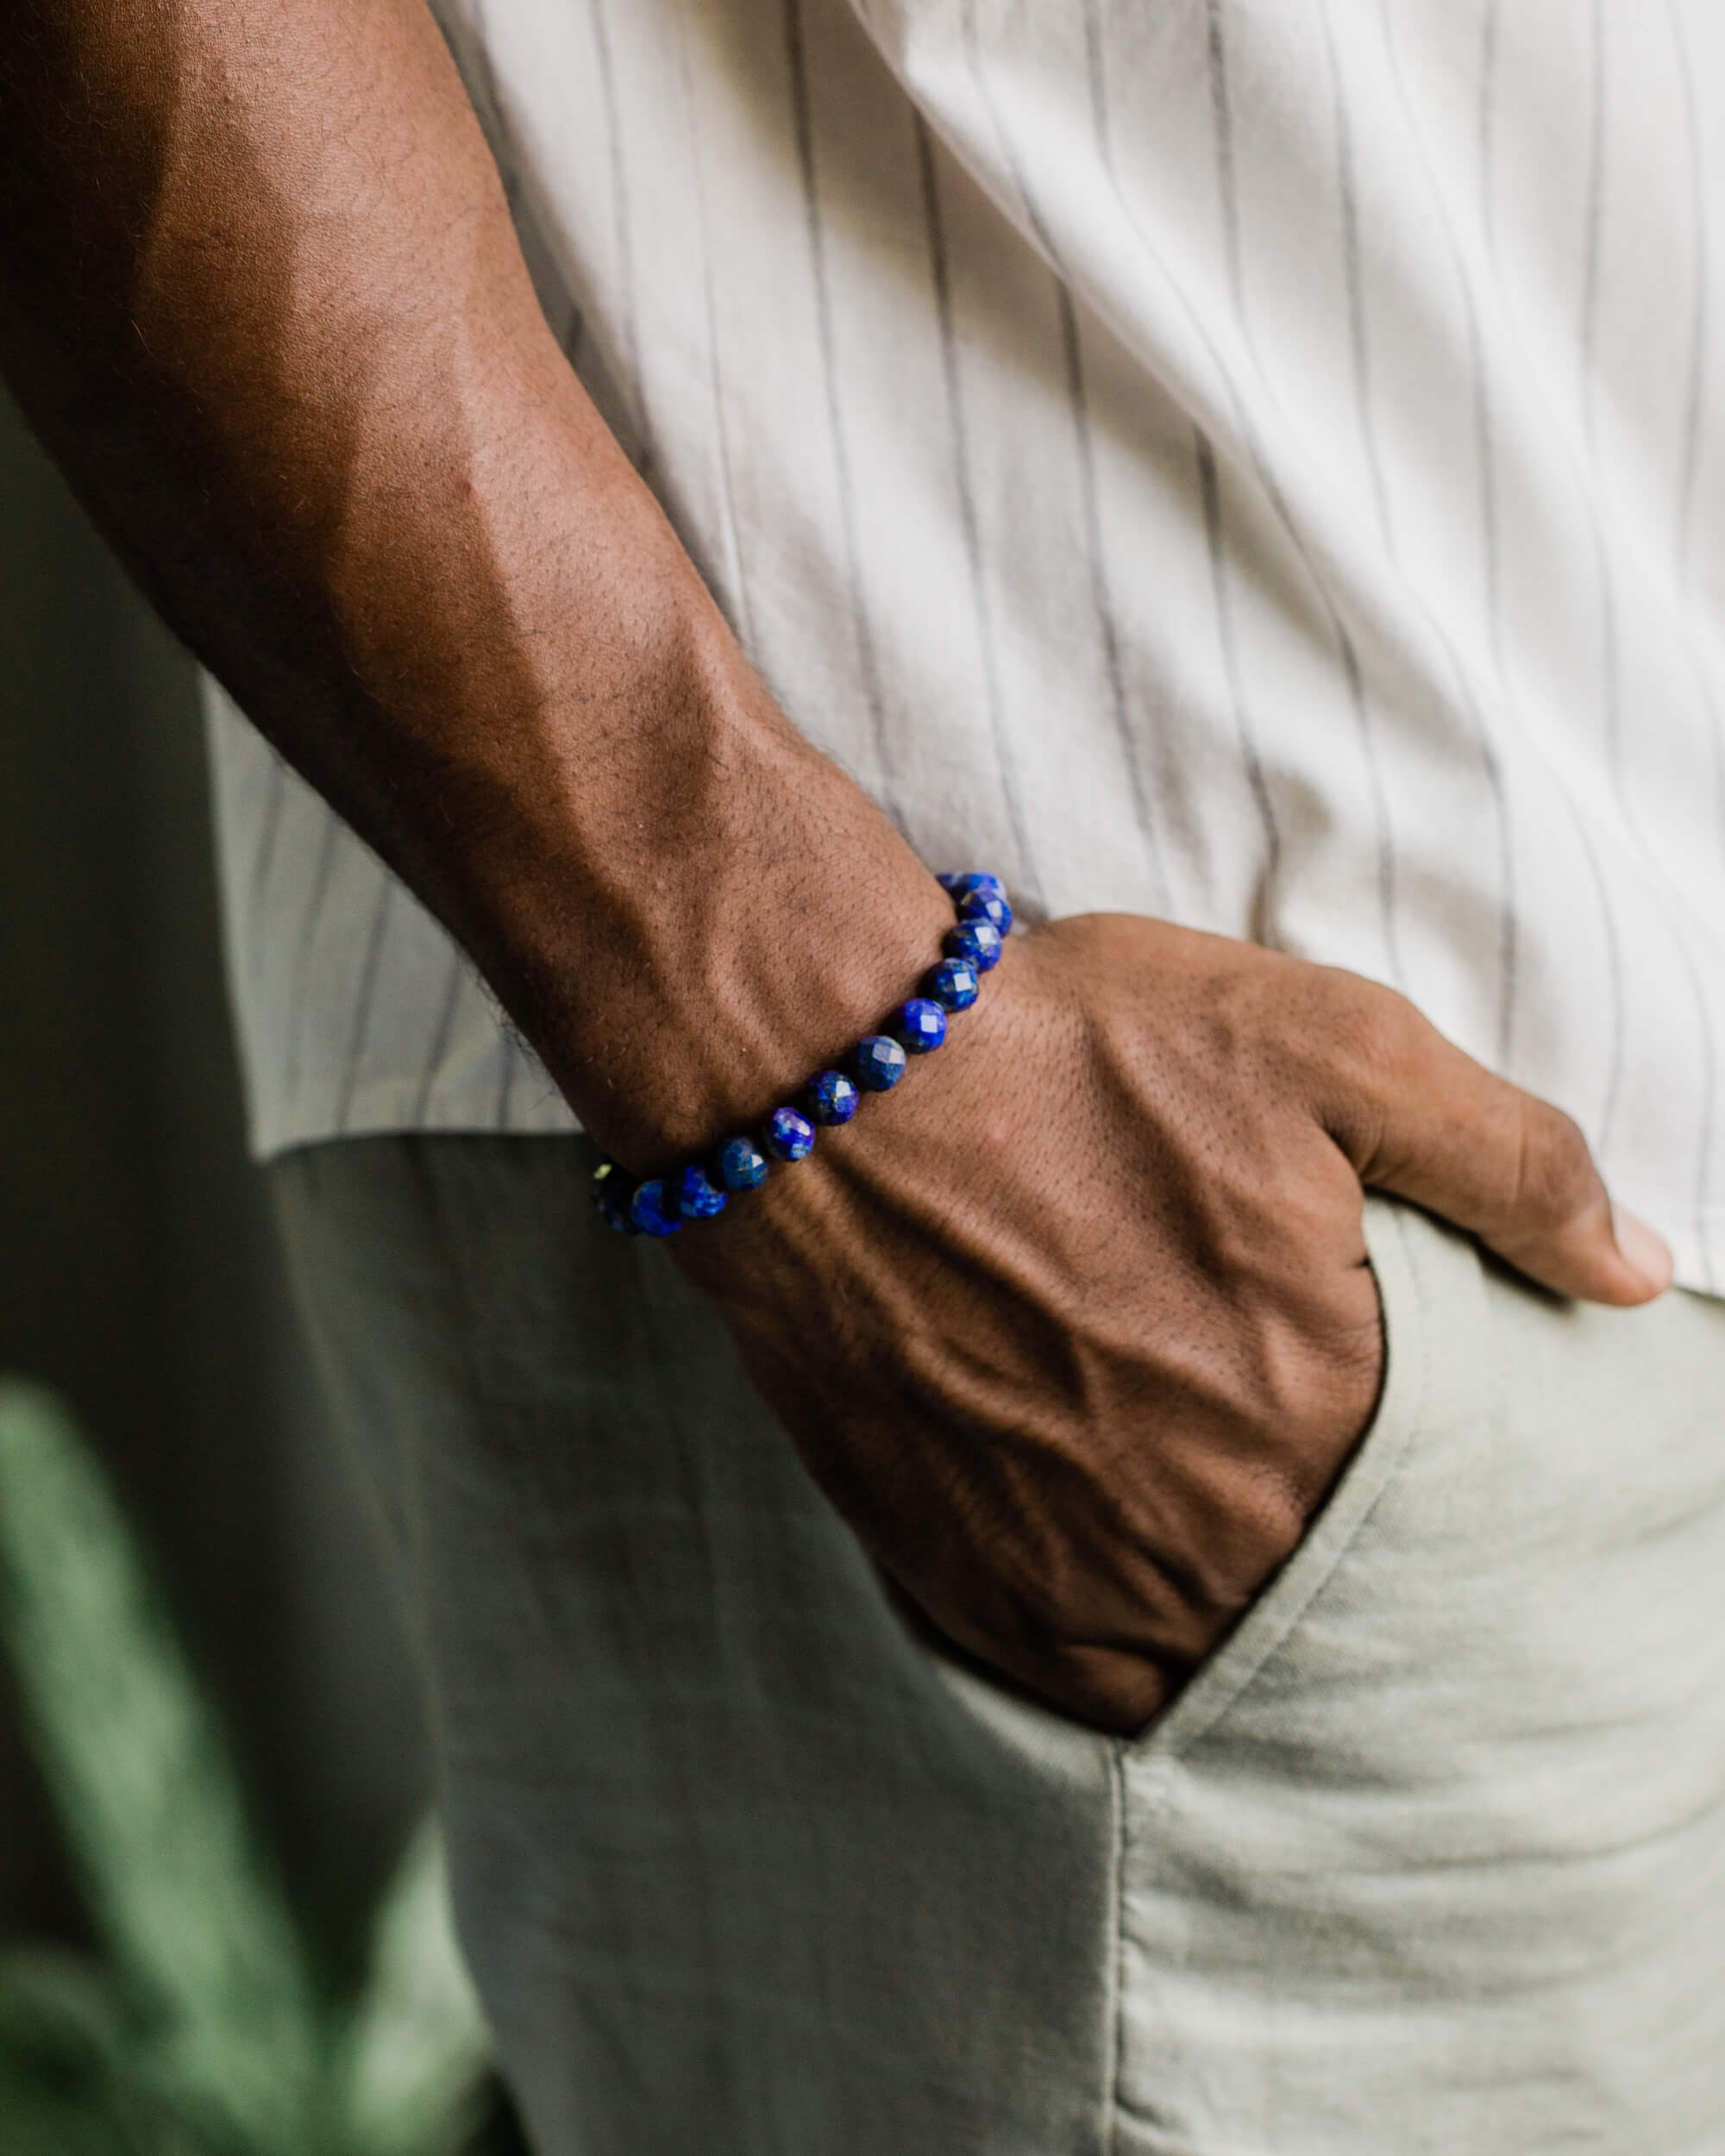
left=672, top=914, right=1671, bottom=1733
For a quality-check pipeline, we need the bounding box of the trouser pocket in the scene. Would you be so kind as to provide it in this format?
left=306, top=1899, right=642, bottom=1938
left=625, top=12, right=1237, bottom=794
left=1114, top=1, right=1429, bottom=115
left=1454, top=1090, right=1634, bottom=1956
left=1125, top=1191, right=1440, bottom=1762
left=1109, top=1201, right=1725, bottom=2155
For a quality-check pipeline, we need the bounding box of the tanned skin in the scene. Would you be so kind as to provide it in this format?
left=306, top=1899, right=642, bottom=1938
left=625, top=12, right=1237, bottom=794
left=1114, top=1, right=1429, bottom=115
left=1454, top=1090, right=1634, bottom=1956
left=0, top=0, right=1672, bottom=1730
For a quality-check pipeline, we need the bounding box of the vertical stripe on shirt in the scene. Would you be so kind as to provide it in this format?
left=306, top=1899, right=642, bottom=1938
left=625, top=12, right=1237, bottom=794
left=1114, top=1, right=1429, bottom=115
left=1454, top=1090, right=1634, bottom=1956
left=282, top=807, right=342, bottom=1110
left=1081, top=0, right=1283, bottom=911
left=334, top=877, right=394, bottom=1135
left=1373, top=0, right=1521, bottom=1062
left=1203, top=0, right=1402, bottom=987
left=411, top=947, right=469, bottom=1128
left=958, top=0, right=1174, bottom=908
left=585, top=0, right=644, bottom=436
left=1662, top=0, right=1725, bottom=867
left=912, top=114, right=1046, bottom=910
left=782, top=0, right=897, bottom=812
left=1196, top=429, right=1280, bottom=944
left=674, top=12, right=757, bottom=658
left=1054, top=285, right=1174, bottom=915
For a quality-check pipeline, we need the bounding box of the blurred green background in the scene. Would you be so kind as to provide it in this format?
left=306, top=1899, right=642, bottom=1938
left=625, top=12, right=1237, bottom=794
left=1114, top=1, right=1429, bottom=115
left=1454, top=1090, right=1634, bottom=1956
left=0, top=383, right=432, bottom=1989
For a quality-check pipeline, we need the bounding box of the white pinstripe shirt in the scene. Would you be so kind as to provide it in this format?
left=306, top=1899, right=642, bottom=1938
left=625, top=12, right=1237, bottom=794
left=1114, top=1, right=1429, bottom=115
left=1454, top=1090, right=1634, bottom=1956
left=206, top=0, right=1725, bottom=1291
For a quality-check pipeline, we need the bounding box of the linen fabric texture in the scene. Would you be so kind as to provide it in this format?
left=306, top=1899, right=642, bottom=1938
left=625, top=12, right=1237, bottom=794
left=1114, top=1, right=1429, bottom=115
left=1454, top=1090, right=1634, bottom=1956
left=209, top=0, right=1725, bottom=1290
left=273, top=1135, right=1725, bottom=2155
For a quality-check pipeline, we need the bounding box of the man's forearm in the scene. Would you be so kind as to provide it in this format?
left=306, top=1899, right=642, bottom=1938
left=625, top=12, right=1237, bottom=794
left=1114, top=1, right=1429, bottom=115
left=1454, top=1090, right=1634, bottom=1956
left=0, top=0, right=950, bottom=1161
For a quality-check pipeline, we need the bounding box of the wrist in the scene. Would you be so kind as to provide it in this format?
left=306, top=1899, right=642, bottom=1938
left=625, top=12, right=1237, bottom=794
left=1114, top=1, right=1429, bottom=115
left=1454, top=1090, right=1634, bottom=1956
left=592, top=876, right=1013, bottom=1232
left=454, top=601, right=957, bottom=1167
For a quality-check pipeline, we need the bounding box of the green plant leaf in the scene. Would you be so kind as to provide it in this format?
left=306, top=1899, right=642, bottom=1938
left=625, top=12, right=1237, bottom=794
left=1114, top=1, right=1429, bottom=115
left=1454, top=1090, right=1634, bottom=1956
left=0, top=1947, right=129, bottom=2065
left=0, top=1950, right=149, bottom=2156
left=0, top=1383, right=323, bottom=2156
left=0, top=2060, right=135, bottom=2156
left=332, top=1821, right=491, bottom=2156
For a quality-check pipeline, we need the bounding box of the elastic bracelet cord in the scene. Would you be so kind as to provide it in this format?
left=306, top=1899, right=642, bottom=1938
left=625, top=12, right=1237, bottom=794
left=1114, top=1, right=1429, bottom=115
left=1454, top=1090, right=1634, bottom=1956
left=590, top=872, right=1011, bottom=1238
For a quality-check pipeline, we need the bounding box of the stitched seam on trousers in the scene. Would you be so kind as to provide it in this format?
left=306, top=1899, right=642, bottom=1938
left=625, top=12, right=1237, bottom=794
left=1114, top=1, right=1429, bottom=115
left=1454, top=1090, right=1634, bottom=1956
left=1132, top=1201, right=1439, bottom=1773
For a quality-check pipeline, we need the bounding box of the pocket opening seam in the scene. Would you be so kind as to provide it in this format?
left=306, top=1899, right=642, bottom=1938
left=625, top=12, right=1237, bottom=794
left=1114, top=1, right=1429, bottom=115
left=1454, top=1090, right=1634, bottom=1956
left=1126, top=1200, right=1437, bottom=1772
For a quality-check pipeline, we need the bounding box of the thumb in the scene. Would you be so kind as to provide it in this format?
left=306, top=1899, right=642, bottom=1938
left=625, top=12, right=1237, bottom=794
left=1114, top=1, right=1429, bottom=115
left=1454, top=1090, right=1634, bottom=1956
left=1321, top=989, right=1672, bottom=1307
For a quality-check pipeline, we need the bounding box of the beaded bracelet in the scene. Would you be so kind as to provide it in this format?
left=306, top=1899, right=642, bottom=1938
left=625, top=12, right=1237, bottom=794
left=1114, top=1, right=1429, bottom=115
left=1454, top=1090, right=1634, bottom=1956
left=590, top=872, right=1011, bottom=1237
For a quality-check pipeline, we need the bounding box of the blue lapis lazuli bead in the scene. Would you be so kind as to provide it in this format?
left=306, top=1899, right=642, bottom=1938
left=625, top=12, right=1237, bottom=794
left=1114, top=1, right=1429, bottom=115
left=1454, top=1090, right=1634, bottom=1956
left=957, top=887, right=1012, bottom=938
left=592, top=1163, right=638, bottom=1234
left=944, top=918, right=1002, bottom=973
left=714, top=1135, right=769, bottom=1191
left=762, top=1106, right=816, bottom=1161
left=854, top=1033, right=908, bottom=1090
left=630, top=1178, right=682, bottom=1236
left=896, top=997, right=948, bottom=1054
left=923, top=956, right=979, bottom=1012
left=941, top=870, right=1005, bottom=904
left=806, top=1069, right=860, bottom=1125
left=676, top=1163, right=728, bottom=1219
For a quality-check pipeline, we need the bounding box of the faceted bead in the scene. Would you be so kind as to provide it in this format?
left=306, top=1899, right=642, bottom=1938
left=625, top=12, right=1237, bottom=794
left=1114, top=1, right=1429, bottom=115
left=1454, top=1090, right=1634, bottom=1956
left=895, top=997, right=948, bottom=1054
left=941, top=870, right=1006, bottom=905
left=957, top=887, right=1012, bottom=938
left=714, top=1135, right=769, bottom=1192
left=676, top=1163, right=727, bottom=1219
left=591, top=1161, right=638, bottom=1234
left=854, top=1034, right=908, bottom=1091
left=944, top=918, right=1003, bottom=973
left=762, top=1106, right=816, bottom=1162
left=806, top=1069, right=860, bottom=1125
left=630, top=1178, right=682, bottom=1236
left=922, top=956, right=979, bottom=1012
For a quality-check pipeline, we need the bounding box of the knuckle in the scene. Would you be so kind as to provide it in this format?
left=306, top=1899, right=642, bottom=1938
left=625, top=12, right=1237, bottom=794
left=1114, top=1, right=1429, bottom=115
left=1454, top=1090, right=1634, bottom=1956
left=1346, top=978, right=1425, bottom=1081
left=1293, top=967, right=1424, bottom=1104
left=1509, top=1103, right=1596, bottom=1226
